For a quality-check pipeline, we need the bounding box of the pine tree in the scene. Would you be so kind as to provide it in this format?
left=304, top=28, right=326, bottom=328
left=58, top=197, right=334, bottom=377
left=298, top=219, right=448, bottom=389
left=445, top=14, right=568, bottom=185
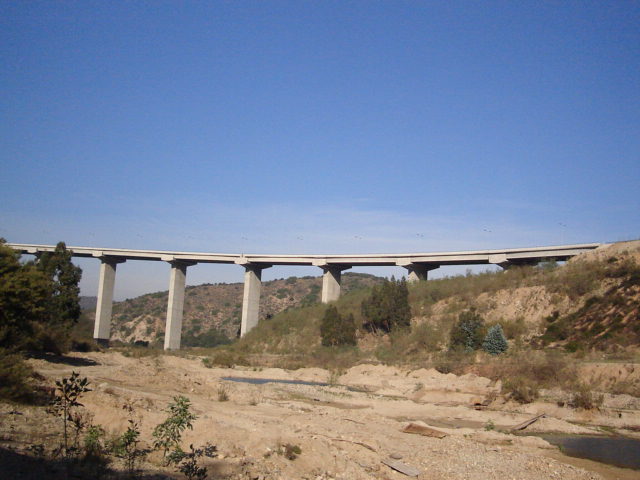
left=482, top=324, right=508, bottom=355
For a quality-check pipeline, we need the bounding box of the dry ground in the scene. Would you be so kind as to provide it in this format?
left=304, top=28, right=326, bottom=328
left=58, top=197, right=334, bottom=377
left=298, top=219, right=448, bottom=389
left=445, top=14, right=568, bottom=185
left=1, top=352, right=639, bottom=480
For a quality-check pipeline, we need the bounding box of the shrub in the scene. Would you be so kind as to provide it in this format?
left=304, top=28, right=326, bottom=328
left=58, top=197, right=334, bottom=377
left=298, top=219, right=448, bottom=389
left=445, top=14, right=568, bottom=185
left=482, top=324, right=508, bottom=355
left=0, top=350, right=34, bottom=401
left=320, top=306, right=356, bottom=346
left=203, top=350, right=248, bottom=368
left=217, top=384, right=229, bottom=402
left=503, top=376, right=539, bottom=404
left=569, top=383, right=604, bottom=410
left=278, top=443, right=301, bottom=460
left=449, top=309, right=486, bottom=351
left=410, top=322, right=443, bottom=352
left=432, top=350, right=474, bottom=375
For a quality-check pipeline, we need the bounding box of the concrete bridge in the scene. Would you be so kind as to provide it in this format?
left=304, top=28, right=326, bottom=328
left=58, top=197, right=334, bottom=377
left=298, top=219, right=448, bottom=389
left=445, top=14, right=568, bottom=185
left=7, top=242, right=602, bottom=349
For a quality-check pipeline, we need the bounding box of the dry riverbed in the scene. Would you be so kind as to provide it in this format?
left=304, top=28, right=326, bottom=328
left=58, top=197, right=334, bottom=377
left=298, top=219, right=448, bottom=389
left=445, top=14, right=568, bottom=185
left=1, top=352, right=639, bottom=479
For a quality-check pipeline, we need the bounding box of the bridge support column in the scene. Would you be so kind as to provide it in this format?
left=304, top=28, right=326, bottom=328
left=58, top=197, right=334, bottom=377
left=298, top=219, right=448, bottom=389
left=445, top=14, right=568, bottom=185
left=238, top=263, right=271, bottom=337
left=399, top=262, right=439, bottom=282
left=164, top=260, right=196, bottom=350
left=93, top=256, right=126, bottom=345
left=319, top=265, right=351, bottom=303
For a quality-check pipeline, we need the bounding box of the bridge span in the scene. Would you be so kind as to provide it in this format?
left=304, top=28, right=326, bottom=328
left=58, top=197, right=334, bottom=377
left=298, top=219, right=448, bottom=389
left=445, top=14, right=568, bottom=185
left=7, top=242, right=602, bottom=349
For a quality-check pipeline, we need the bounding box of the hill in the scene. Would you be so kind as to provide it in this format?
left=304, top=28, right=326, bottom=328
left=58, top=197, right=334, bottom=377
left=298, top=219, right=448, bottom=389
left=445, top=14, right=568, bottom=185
left=81, top=272, right=384, bottom=347
left=230, top=240, right=640, bottom=363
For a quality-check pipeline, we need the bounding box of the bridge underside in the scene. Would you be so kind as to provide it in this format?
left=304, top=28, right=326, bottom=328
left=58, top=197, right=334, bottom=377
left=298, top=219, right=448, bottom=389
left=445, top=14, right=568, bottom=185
left=7, top=242, right=602, bottom=349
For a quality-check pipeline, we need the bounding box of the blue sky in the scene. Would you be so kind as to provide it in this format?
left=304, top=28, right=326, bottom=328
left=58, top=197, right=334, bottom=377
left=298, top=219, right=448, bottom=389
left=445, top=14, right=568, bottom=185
left=1, top=1, right=639, bottom=299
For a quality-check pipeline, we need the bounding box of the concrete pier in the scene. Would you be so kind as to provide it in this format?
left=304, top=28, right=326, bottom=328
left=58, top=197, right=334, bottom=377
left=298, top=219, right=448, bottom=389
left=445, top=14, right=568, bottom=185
left=93, top=256, right=126, bottom=343
left=319, top=265, right=351, bottom=303
left=239, top=263, right=271, bottom=337
left=400, top=262, right=439, bottom=282
left=164, top=260, right=195, bottom=350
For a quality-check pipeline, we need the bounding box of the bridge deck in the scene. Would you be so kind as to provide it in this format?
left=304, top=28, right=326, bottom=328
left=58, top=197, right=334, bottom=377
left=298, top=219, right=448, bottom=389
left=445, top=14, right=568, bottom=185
left=7, top=242, right=603, bottom=266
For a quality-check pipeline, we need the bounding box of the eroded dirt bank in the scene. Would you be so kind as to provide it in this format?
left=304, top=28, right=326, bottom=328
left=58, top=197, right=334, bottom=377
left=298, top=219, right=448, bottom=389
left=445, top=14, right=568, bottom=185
left=2, top=352, right=639, bottom=479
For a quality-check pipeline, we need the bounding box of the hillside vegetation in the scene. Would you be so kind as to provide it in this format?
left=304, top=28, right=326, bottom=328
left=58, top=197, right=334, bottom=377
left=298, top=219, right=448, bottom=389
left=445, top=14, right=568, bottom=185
left=220, top=241, right=640, bottom=369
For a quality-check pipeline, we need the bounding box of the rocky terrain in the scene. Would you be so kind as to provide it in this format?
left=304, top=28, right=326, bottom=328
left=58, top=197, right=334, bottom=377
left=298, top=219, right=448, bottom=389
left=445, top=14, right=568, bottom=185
left=2, top=352, right=639, bottom=479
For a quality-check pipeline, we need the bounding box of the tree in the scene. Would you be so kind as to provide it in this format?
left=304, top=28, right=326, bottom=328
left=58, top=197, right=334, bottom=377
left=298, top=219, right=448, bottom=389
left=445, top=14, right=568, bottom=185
left=482, top=324, right=508, bottom=355
left=449, top=309, right=486, bottom=351
left=0, top=239, right=52, bottom=350
left=361, top=277, right=411, bottom=333
left=0, top=240, right=82, bottom=354
left=36, top=242, right=82, bottom=326
left=32, top=242, right=82, bottom=353
left=320, top=306, right=356, bottom=347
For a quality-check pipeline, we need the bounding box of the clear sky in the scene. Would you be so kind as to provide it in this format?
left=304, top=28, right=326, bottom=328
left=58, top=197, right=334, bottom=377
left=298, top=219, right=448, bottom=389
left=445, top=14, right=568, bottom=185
left=1, top=1, right=639, bottom=299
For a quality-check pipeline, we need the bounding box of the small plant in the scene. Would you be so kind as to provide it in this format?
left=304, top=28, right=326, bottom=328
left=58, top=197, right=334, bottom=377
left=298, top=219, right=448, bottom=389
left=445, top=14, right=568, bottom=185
left=277, top=443, right=301, bottom=460
left=569, top=383, right=604, bottom=410
left=26, top=443, right=45, bottom=457
left=484, top=419, right=495, bottom=431
left=52, top=371, right=91, bottom=456
left=83, top=425, right=107, bottom=458
left=152, top=395, right=197, bottom=463
left=81, top=425, right=111, bottom=478
left=503, top=376, right=539, bottom=404
left=217, top=384, right=229, bottom=402
left=171, top=443, right=218, bottom=480
left=112, top=419, right=147, bottom=476
left=201, top=357, right=213, bottom=368
left=248, top=388, right=262, bottom=406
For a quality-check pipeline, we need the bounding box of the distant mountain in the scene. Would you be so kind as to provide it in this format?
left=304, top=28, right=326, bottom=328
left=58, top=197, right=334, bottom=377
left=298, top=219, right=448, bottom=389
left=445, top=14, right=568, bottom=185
left=81, top=273, right=384, bottom=347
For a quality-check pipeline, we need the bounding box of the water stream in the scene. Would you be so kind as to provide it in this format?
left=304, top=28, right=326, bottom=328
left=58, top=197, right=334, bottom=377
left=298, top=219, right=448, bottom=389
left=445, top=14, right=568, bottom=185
left=222, top=376, right=329, bottom=387
left=541, top=434, right=640, bottom=470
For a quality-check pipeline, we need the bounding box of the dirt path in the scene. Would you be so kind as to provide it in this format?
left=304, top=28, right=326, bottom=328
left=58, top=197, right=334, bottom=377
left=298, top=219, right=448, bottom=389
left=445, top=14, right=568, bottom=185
left=3, top=352, right=639, bottom=479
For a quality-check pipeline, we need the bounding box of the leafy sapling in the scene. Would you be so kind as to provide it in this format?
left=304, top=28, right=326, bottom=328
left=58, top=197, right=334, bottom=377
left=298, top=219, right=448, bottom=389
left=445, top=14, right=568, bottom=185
left=152, top=395, right=197, bottom=464
left=52, top=371, right=91, bottom=456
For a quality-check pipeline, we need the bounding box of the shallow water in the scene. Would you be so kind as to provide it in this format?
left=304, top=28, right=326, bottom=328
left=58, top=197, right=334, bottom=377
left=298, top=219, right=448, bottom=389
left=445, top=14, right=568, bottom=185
left=542, top=434, right=640, bottom=470
left=221, top=376, right=329, bottom=387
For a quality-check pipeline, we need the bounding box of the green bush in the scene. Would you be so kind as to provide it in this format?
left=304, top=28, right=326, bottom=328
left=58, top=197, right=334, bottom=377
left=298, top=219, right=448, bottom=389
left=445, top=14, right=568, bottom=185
left=449, top=309, right=486, bottom=351
left=320, top=306, right=356, bottom=347
left=0, top=350, right=34, bottom=401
